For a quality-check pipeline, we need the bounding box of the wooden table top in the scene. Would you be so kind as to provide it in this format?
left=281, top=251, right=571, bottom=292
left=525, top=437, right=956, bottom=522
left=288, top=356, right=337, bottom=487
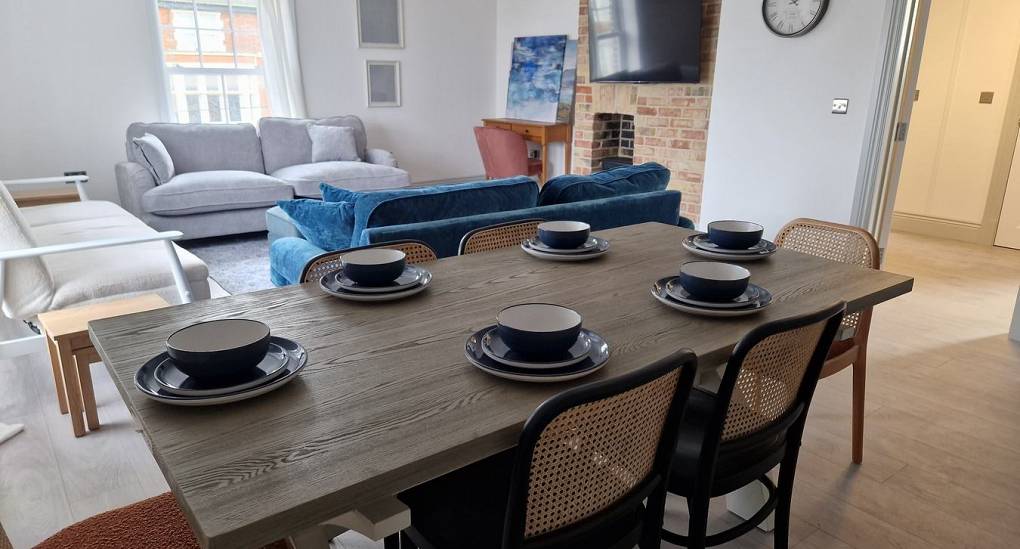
left=89, top=223, right=912, bottom=549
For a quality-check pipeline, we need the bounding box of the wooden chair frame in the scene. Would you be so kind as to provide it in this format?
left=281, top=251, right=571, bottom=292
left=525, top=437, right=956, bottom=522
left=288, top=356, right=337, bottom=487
left=775, top=218, right=880, bottom=464
left=299, top=239, right=438, bottom=284
left=458, top=219, right=545, bottom=256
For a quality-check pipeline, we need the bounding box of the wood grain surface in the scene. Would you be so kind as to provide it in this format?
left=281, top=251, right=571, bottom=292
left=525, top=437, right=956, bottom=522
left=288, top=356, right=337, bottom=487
left=88, top=223, right=912, bottom=549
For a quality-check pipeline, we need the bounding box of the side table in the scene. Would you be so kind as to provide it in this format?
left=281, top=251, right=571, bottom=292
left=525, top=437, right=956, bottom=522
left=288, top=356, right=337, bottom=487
left=36, top=294, right=169, bottom=437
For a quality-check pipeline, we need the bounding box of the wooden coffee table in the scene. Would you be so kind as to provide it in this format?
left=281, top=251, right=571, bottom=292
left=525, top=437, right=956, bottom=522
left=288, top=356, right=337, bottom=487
left=37, top=294, right=169, bottom=437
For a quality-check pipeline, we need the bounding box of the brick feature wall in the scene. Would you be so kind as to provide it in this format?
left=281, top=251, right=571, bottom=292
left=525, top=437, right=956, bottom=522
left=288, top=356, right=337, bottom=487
left=573, top=0, right=721, bottom=222
left=591, top=113, right=635, bottom=166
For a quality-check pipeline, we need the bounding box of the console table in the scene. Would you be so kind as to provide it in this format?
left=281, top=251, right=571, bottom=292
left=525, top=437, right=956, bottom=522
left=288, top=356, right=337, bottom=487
left=482, top=118, right=572, bottom=183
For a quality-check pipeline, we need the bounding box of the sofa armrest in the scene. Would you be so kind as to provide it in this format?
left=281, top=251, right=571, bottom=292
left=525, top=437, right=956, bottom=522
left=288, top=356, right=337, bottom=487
left=269, top=237, right=327, bottom=286
left=115, top=161, right=156, bottom=218
left=365, top=148, right=398, bottom=168
left=678, top=216, right=695, bottom=230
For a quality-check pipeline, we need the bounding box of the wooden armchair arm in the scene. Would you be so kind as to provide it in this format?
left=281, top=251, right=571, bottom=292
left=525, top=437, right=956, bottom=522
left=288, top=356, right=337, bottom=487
left=3, top=174, right=90, bottom=200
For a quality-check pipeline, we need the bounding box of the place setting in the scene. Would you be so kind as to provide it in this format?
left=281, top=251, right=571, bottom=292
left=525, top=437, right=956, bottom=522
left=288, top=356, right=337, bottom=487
left=134, top=319, right=308, bottom=406
left=319, top=248, right=433, bottom=301
left=682, top=220, right=777, bottom=261
left=521, top=221, right=610, bottom=261
left=651, top=261, right=773, bottom=317
left=465, top=303, right=610, bottom=382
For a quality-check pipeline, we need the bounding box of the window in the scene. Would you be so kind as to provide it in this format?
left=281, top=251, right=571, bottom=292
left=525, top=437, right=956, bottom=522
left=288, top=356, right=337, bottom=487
left=157, top=0, right=271, bottom=124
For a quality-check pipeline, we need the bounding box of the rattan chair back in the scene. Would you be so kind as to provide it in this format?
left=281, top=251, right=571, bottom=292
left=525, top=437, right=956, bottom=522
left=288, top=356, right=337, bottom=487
left=299, top=240, right=438, bottom=284
left=458, top=219, right=544, bottom=255
left=500, top=350, right=697, bottom=548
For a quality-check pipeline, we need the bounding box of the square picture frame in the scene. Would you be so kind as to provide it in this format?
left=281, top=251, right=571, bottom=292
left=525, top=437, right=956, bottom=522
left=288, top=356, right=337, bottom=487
left=366, top=60, right=401, bottom=107
left=357, top=0, right=404, bottom=48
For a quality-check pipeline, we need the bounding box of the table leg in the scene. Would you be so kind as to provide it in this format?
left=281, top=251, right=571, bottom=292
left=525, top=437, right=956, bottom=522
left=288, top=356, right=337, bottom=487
left=45, top=336, right=68, bottom=414
left=56, top=338, right=85, bottom=437
left=540, top=141, right=549, bottom=184
left=564, top=137, right=573, bottom=174
left=73, top=349, right=100, bottom=432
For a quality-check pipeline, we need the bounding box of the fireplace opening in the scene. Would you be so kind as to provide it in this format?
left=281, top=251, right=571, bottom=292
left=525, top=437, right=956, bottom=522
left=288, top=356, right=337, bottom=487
left=592, top=113, right=635, bottom=171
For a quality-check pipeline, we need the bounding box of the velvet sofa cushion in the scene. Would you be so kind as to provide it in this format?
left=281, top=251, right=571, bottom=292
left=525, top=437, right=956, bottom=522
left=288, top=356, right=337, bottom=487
left=538, top=162, right=671, bottom=206
left=275, top=199, right=356, bottom=251
left=322, top=176, right=539, bottom=246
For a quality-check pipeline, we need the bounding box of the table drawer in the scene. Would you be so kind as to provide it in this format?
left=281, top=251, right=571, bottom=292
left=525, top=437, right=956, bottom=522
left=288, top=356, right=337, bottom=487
left=486, top=121, right=512, bottom=131
left=511, top=125, right=542, bottom=138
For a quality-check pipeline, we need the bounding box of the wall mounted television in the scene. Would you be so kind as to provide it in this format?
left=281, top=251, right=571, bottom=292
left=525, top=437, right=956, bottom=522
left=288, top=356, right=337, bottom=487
left=588, top=0, right=703, bottom=83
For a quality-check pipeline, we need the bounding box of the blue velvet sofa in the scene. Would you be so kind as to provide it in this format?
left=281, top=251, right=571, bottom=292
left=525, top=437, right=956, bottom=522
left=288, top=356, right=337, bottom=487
left=268, top=163, right=694, bottom=286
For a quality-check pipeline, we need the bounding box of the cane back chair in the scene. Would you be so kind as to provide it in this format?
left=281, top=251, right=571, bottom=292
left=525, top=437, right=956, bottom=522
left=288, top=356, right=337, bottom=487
left=458, top=219, right=545, bottom=255
left=774, top=218, right=880, bottom=464
left=299, top=239, right=438, bottom=284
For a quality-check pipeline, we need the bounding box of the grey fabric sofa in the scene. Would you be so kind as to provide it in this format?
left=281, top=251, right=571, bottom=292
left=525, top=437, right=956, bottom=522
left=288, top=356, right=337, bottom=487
left=115, top=116, right=410, bottom=240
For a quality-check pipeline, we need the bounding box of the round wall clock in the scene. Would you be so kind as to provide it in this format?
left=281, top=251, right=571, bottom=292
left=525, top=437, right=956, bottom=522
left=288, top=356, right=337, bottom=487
left=762, top=0, right=829, bottom=38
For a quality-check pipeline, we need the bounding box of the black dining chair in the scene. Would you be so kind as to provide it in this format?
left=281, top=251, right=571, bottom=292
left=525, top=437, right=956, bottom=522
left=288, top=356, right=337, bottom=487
left=661, top=302, right=845, bottom=549
left=393, top=348, right=697, bottom=549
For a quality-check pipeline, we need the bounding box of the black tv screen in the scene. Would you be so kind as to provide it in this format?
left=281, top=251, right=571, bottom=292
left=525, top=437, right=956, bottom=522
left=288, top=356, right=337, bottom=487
left=588, top=0, right=702, bottom=83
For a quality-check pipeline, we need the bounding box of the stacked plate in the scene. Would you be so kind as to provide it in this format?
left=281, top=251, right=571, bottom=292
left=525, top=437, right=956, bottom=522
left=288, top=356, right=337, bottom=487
left=134, top=319, right=308, bottom=406
left=682, top=221, right=776, bottom=261
left=320, top=265, right=433, bottom=301
left=651, top=262, right=773, bottom=317
left=464, top=304, right=610, bottom=382
left=521, top=221, right=609, bottom=261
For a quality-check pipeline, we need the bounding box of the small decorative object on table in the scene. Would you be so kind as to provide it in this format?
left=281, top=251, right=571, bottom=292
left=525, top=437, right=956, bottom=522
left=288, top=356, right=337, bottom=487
left=521, top=221, right=609, bottom=261
left=683, top=220, right=776, bottom=261
left=465, top=303, right=610, bottom=382
left=135, top=319, right=307, bottom=406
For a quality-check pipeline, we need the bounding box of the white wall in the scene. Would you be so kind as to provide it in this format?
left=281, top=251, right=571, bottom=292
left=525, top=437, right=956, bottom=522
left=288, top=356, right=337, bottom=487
left=0, top=0, right=165, bottom=203
left=493, top=0, right=580, bottom=178
left=701, top=0, right=893, bottom=236
left=894, top=0, right=1020, bottom=226
left=295, top=0, right=497, bottom=183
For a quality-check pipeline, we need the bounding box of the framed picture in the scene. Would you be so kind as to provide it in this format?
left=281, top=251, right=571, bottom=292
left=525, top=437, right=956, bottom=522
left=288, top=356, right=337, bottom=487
left=366, top=60, right=401, bottom=107
left=357, top=0, right=404, bottom=48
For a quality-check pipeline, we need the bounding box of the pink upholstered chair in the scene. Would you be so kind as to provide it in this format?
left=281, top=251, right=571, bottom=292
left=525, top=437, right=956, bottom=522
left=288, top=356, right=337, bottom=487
left=473, top=127, right=542, bottom=179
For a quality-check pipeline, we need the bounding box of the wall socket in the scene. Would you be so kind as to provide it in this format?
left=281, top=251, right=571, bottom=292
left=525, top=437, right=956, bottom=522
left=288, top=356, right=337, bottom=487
left=832, top=98, right=849, bottom=115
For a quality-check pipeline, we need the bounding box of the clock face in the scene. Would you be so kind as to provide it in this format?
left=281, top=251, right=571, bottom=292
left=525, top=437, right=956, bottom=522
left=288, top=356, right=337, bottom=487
left=762, top=0, right=828, bottom=37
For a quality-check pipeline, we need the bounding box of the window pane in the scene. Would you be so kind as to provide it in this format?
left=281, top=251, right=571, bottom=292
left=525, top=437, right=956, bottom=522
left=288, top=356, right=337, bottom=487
left=169, top=7, right=196, bottom=29
left=186, top=95, right=202, bottom=123
left=227, top=95, right=242, bottom=122
left=208, top=94, right=223, bottom=122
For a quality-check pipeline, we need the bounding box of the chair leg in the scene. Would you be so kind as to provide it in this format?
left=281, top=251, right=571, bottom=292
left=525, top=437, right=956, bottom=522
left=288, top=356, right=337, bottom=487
left=45, top=337, right=68, bottom=414
left=774, top=452, right=800, bottom=549
left=384, top=533, right=400, bottom=549
left=686, top=495, right=710, bottom=549
left=851, top=354, right=867, bottom=464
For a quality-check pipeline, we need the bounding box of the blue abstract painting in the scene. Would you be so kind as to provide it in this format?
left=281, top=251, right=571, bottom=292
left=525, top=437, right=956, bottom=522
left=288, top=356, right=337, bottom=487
left=506, top=35, right=568, bottom=122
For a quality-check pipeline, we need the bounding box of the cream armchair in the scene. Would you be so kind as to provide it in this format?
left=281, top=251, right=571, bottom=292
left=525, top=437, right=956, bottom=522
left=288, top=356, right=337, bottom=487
left=0, top=176, right=209, bottom=359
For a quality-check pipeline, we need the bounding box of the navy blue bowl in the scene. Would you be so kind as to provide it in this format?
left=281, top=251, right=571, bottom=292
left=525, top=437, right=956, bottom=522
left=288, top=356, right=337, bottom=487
left=538, top=221, right=591, bottom=249
left=341, top=248, right=407, bottom=286
left=166, top=319, right=271, bottom=379
left=707, top=220, right=764, bottom=250
left=496, top=303, right=583, bottom=359
left=678, top=261, right=751, bottom=302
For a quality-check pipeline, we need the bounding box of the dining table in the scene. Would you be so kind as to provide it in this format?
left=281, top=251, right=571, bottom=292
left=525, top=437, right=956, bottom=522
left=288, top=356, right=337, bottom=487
left=88, top=222, right=914, bottom=549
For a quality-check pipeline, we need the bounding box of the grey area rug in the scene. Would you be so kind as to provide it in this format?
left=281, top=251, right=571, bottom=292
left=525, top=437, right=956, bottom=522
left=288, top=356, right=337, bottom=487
left=181, top=232, right=275, bottom=295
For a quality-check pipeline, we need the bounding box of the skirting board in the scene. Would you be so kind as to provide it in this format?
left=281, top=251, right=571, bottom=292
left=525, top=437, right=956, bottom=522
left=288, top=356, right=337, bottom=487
left=891, top=212, right=986, bottom=244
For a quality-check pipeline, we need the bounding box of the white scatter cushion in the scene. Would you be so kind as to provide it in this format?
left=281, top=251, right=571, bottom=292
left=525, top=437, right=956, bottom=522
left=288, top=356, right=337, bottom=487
left=132, top=133, right=176, bottom=184
left=0, top=182, right=55, bottom=319
left=308, top=124, right=361, bottom=163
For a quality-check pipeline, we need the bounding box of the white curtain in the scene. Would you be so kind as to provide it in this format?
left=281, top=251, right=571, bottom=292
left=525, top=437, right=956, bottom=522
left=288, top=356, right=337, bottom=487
left=259, top=0, right=307, bottom=118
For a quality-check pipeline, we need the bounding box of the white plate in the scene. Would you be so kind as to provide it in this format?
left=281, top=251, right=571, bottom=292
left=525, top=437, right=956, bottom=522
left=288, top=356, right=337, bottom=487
left=135, top=337, right=308, bottom=406
left=527, top=236, right=601, bottom=255
left=682, top=237, right=775, bottom=262
left=651, top=278, right=773, bottom=317
left=465, top=327, right=609, bottom=383
left=481, top=328, right=591, bottom=369
left=320, top=269, right=432, bottom=301
left=521, top=238, right=609, bottom=262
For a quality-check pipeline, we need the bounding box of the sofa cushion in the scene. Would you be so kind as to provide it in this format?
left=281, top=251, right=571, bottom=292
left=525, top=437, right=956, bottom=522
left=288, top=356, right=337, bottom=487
left=275, top=199, right=356, bottom=251
left=0, top=182, right=55, bottom=319
left=260, top=116, right=369, bottom=174
left=271, top=162, right=409, bottom=198
left=538, top=162, right=671, bottom=206
left=308, top=125, right=361, bottom=162
left=29, top=202, right=209, bottom=310
left=126, top=122, right=265, bottom=175
left=132, top=133, right=175, bottom=184
left=142, top=171, right=293, bottom=216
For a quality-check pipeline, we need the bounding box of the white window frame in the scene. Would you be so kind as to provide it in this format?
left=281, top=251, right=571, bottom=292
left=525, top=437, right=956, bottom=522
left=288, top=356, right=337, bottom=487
left=157, top=0, right=269, bottom=124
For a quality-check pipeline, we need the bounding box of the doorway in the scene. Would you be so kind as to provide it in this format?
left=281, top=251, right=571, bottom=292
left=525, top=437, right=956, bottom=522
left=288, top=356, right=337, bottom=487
left=993, top=131, right=1020, bottom=248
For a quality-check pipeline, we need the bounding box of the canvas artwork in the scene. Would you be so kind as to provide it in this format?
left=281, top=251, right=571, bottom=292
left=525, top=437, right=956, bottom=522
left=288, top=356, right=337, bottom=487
left=556, top=40, right=578, bottom=123
left=506, top=35, right=568, bottom=122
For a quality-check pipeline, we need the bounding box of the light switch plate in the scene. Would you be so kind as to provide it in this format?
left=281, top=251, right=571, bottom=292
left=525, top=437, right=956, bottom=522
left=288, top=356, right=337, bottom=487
left=979, top=91, right=994, bottom=104
left=832, top=98, right=849, bottom=114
